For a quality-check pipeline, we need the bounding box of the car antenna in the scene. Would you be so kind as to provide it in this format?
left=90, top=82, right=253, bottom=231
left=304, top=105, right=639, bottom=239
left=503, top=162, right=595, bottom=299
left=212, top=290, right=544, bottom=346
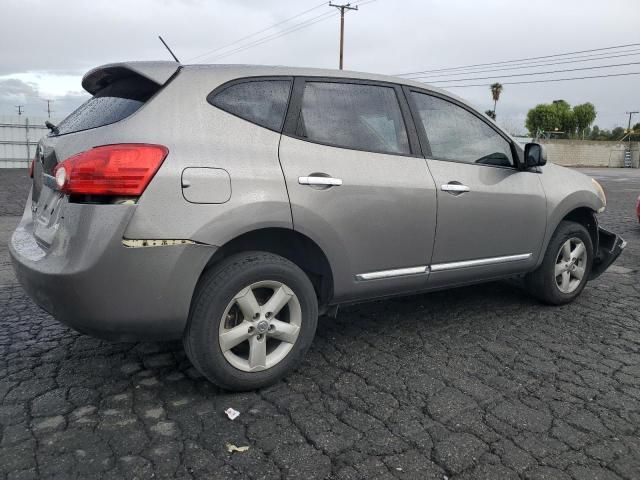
left=158, top=35, right=180, bottom=63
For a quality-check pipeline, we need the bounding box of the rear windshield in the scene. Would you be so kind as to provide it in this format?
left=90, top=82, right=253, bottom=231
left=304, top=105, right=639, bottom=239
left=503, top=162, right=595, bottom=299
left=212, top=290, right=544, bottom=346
left=54, top=75, right=160, bottom=136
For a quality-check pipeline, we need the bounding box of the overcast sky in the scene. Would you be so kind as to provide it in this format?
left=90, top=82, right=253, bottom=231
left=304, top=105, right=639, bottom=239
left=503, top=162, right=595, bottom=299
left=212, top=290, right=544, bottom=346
left=1, top=0, right=638, bottom=132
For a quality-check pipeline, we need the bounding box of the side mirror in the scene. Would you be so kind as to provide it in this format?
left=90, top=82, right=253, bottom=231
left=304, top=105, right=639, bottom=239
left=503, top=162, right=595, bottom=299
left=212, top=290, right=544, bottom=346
left=524, top=143, right=547, bottom=168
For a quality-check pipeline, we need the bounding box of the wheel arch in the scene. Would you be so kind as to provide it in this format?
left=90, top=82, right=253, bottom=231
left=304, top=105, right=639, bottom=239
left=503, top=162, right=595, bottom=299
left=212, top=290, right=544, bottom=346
left=201, top=227, right=334, bottom=310
left=562, top=207, right=598, bottom=249
left=536, top=204, right=598, bottom=269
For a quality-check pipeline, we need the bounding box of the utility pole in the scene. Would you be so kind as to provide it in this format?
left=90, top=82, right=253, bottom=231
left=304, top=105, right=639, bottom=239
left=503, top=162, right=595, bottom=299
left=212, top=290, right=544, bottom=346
left=625, top=111, right=638, bottom=168
left=329, top=2, right=358, bottom=70
left=626, top=111, right=638, bottom=134
left=44, top=99, right=53, bottom=119
left=15, top=105, right=24, bottom=116
left=626, top=111, right=638, bottom=147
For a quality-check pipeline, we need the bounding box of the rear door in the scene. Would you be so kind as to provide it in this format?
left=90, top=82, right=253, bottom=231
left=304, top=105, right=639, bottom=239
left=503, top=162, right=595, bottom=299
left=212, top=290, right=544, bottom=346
left=278, top=78, right=437, bottom=302
left=406, top=88, right=546, bottom=287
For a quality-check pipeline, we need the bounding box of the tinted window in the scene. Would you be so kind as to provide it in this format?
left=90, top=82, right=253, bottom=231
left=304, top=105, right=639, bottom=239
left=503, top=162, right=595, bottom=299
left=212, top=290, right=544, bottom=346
left=297, top=82, right=410, bottom=155
left=210, top=80, right=291, bottom=131
left=411, top=92, right=514, bottom=167
left=55, top=76, right=159, bottom=136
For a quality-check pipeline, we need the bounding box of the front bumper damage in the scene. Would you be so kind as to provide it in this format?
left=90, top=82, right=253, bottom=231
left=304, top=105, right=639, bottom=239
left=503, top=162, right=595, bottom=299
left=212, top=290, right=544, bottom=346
left=588, top=227, right=626, bottom=280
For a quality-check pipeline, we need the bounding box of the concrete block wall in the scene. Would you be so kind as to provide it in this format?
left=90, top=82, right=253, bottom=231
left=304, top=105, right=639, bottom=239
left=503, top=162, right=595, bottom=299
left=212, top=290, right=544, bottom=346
left=538, top=139, right=640, bottom=168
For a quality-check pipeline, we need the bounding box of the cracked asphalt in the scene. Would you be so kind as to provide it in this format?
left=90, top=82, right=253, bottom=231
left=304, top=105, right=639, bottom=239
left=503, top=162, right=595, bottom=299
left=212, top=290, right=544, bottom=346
left=1, top=167, right=639, bottom=480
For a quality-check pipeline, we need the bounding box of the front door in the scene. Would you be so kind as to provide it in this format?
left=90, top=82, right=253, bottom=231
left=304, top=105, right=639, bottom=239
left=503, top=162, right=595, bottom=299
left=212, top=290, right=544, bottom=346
left=279, top=79, right=438, bottom=302
left=407, top=89, right=547, bottom=287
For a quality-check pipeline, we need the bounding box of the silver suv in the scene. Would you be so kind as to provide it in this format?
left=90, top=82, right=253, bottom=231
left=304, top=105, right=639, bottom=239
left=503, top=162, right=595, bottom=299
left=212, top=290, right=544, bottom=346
left=10, top=61, right=625, bottom=390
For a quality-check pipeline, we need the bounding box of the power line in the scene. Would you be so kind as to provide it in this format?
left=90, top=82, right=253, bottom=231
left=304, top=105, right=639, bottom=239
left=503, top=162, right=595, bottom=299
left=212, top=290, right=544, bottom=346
left=186, top=1, right=328, bottom=62
left=424, top=61, right=640, bottom=84
left=403, top=48, right=640, bottom=78
left=203, top=10, right=339, bottom=62
left=404, top=49, right=640, bottom=80
left=395, top=41, right=640, bottom=77
left=202, top=0, right=373, bottom=63
left=440, top=71, right=640, bottom=88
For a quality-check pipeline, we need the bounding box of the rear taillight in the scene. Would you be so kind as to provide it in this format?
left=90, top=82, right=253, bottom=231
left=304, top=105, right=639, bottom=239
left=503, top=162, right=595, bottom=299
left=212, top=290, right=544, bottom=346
left=53, top=144, right=168, bottom=196
left=28, top=158, right=35, bottom=178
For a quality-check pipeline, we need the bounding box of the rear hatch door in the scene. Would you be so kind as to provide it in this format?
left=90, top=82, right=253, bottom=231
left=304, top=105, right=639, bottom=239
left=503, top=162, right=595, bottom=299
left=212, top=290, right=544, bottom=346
left=30, top=61, right=180, bottom=247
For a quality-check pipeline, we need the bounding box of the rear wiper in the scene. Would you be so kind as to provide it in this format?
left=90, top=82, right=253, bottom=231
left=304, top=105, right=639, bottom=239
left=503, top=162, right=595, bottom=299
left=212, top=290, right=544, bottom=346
left=45, top=120, right=59, bottom=135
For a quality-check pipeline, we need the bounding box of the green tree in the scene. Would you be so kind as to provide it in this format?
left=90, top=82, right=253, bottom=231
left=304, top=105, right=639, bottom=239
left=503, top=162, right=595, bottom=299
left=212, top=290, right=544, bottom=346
left=485, top=109, right=496, bottom=120
left=552, top=100, right=576, bottom=136
left=573, top=103, right=597, bottom=138
left=599, top=129, right=612, bottom=140
left=526, top=100, right=595, bottom=138
left=611, top=126, right=625, bottom=140
left=526, top=103, right=559, bottom=136
left=490, top=83, right=503, bottom=118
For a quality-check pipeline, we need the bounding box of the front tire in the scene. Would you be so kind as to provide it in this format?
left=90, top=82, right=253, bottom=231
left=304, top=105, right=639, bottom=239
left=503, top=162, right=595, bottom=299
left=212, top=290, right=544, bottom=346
left=184, top=252, right=318, bottom=391
left=525, top=221, right=593, bottom=305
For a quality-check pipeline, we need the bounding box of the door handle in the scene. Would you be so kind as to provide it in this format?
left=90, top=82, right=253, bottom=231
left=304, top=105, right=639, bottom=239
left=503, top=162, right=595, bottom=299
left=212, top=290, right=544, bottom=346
left=441, top=183, right=470, bottom=194
left=298, top=176, right=343, bottom=187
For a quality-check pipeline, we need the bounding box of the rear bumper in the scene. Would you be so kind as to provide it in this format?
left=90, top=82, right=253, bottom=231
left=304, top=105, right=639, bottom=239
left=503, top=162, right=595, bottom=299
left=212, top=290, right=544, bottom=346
left=589, top=227, right=626, bottom=280
left=10, top=194, right=215, bottom=341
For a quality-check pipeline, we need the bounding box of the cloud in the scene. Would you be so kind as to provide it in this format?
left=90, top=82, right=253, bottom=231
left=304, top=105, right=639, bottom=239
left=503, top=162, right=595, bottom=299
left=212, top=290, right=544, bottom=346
left=0, top=78, right=88, bottom=121
left=0, top=0, right=638, bottom=128
left=0, top=78, right=39, bottom=98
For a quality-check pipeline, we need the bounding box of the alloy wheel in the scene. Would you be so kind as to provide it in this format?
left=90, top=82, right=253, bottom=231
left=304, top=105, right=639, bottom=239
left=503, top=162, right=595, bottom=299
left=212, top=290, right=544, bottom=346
left=554, top=237, right=587, bottom=294
left=218, top=280, right=302, bottom=372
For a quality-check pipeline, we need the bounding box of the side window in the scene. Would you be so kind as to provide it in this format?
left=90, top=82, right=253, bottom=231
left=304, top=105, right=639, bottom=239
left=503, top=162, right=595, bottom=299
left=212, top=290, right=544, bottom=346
left=297, top=82, right=411, bottom=155
left=209, top=79, right=292, bottom=131
left=411, top=92, right=514, bottom=167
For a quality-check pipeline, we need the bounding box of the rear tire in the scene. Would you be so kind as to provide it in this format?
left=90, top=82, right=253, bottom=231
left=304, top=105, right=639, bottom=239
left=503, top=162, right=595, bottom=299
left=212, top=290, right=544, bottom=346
left=184, top=251, right=318, bottom=391
left=525, top=221, right=593, bottom=305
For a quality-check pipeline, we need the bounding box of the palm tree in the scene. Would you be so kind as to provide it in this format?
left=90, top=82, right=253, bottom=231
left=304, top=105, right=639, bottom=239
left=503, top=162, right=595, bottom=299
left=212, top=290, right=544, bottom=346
left=490, top=83, right=504, bottom=119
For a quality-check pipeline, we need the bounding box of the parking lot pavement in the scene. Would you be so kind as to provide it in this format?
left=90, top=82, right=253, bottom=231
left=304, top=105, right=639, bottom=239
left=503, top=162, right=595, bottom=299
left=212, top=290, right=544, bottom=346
left=1, top=167, right=639, bottom=480
left=0, top=169, right=29, bottom=217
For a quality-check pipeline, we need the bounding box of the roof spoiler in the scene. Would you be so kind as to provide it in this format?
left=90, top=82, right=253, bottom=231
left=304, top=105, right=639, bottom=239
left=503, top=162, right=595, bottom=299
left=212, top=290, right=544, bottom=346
left=82, top=61, right=181, bottom=95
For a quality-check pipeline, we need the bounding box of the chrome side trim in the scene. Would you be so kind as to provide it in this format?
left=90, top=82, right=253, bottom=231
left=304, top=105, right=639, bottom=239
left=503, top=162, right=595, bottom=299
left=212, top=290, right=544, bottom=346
left=356, top=265, right=428, bottom=281
left=122, top=239, right=196, bottom=248
left=430, top=253, right=532, bottom=272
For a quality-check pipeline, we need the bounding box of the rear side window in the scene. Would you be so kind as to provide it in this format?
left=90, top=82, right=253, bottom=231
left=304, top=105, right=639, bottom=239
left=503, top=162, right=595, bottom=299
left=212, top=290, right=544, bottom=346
left=297, top=82, right=410, bottom=155
left=411, top=92, right=514, bottom=167
left=209, top=80, right=292, bottom=131
left=55, top=76, right=160, bottom=136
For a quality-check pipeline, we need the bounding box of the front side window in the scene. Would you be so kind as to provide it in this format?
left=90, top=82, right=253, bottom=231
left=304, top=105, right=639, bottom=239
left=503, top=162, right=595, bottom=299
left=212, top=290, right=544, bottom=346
left=209, top=79, right=292, bottom=131
left=297, top=82, right=411, bottom=155
left=411, top=92, right=514, bottom=167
